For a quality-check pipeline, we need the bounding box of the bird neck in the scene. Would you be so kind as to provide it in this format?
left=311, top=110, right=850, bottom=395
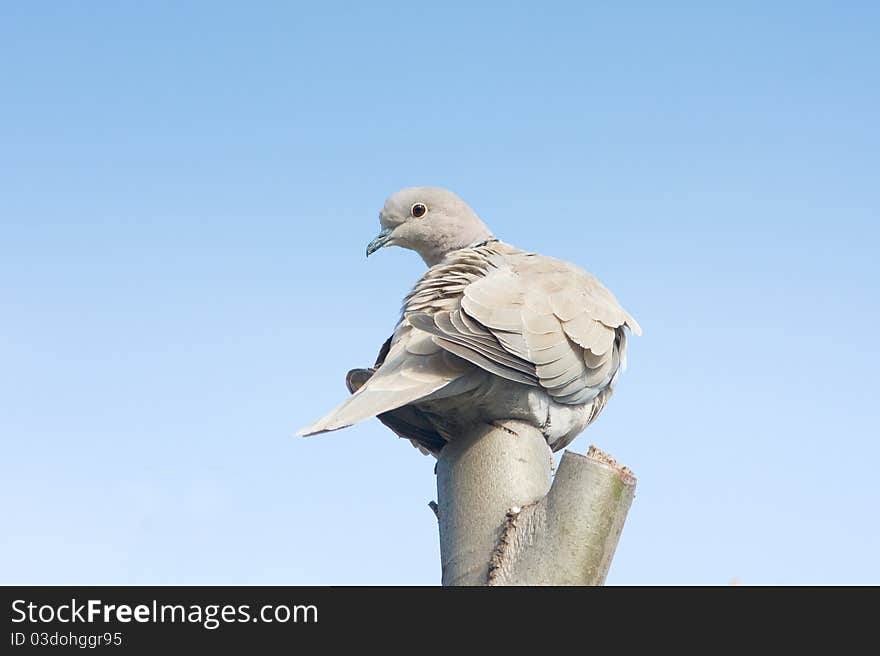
left=417, top=221, right=494, bottom=267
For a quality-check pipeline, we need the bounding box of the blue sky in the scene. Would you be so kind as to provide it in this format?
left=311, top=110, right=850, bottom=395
left=1, top=2, right=877, bottom=584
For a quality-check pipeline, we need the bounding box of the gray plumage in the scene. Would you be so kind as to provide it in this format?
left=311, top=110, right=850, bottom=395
left=298, top=187, right=640, bottom=455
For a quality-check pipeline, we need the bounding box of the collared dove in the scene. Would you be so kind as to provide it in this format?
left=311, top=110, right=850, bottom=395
left=298, top=187, right=641, bottom=455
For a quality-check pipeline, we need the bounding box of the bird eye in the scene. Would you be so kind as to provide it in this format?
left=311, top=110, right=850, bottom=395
left=411, top=203, right=427, bottom=218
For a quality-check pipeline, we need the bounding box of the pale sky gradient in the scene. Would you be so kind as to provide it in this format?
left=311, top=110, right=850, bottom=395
left=1, top=2, right=878, bottom=584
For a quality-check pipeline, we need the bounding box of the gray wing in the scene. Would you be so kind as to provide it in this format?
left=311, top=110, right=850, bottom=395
left=407, top=246, right=641, bottom=407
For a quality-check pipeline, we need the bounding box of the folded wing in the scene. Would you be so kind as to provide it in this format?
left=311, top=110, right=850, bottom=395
left=404, top=244, right=640, bottom=408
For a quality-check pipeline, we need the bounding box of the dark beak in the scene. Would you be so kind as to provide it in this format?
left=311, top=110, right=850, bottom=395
left=366, top=227, right=394, bottom=257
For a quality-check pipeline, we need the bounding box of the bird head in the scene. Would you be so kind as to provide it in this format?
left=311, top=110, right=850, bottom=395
left=367, top=187, right=493, bottom=266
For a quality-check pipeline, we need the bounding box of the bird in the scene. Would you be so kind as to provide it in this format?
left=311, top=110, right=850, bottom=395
left=298, top=187, right=641, bottom=456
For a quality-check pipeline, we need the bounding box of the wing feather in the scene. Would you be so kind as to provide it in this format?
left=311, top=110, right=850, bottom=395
left=405, top=242, right=640, bottom=406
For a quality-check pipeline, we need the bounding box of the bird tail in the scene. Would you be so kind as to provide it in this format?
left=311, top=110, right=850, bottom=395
left=297, top=324, right=465, bottom=437
left=296, top=375, right=449, bottom=436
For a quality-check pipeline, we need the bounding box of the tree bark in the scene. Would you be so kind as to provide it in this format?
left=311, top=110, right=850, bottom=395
left=436, top=421, right=636, bottom=586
